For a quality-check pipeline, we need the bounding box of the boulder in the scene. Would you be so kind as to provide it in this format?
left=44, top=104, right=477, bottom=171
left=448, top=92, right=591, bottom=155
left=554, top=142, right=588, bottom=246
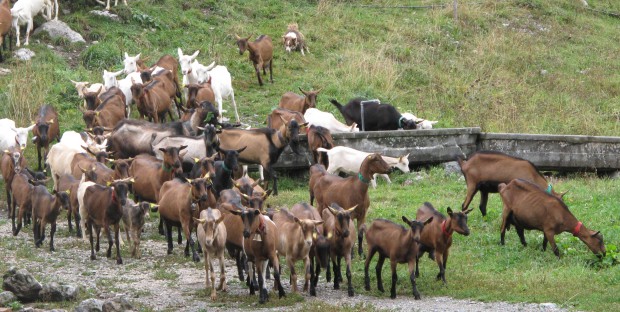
left=33, top=20, right=85, bottom=44
left=74, top=298, right=103, bottom=312
left=102, top=296, right=133, bottom=312
left=39, top=282, right=78, bottom=302
left=14, top=49, right=35, bottom=61
left=442, top=161, right=463, bottom=176
left=90, top=10, right=121, bottom=22
left=0, top=291, right=16, bottom=307
left=2, top=267, right=42, bottom=302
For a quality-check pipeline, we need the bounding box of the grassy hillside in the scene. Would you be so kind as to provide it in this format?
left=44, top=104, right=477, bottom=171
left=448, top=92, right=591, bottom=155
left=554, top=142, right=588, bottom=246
left=1, top=0, right=619, bottom=136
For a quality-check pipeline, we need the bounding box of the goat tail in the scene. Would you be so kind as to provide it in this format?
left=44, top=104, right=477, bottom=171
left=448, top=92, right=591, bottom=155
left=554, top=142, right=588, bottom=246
left=329, top=99, right=344, bottom=112
left=316, top=147, right=330, bottom=153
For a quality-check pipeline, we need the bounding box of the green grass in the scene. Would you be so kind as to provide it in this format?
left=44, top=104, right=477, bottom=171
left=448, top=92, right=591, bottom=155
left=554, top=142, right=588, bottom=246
left=1, top=0, right=620, bottom=311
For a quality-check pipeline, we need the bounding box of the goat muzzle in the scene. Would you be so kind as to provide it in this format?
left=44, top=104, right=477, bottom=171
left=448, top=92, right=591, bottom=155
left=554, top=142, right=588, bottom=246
left=243, top=230, right=250, bottom=238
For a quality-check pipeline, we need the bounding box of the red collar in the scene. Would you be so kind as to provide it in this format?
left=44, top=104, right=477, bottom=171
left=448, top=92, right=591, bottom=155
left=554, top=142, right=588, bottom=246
left=441, top=220, right=452, bottom=239
left=572, top=222, right=582, bottom=236
left=111, top=189, right=117, bottom=203
left=255, top=215, right=266, bottom=234
left=305, top=127, right=309, bottom=134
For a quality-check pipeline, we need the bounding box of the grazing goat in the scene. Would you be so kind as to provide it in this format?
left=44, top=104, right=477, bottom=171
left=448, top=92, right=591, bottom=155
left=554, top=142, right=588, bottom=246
left=235, top=34, right=273, bottom=86
left=282, top=23, right=309, bottom=55
left=121, top=199, right=152, bottom=259
left=415, top=203, right=472, bottom=284
left=106, top=119, right=191, bottom=159
left=458, top=151, right=564, bottom=216
left=0, top=0, right=13, bottom=62
left=312, top=153, right=392, bottom=256
left=195, top=208, right=227, bottom=300
left=321, top=204, right=357, bottom=297
left=401, top=113, right=437, bottom=130
left=364, top=216, right=432, bottom=299
left=278, top=88, right=321, bottom=114
left=33, top=104, right=60, bottom=171
left=157, top=176, right=211, bottom=261
left=306, top=125, right=333, bottom=168
left=273, top=208, right=323, bottom=293
left=230, top=207, right=285, bottom=303
left=317, top=146, right=409, bottom=189
left=83, top=179, right=132, bottom=264
left=304, top=108, right=359, bottom=133
left=330, top=98, right=420, bottom=131
left=97, top=0, right=127, bottom=11
left=218, top=119, right=305, bottom=195
left=30, top=186, right=70, bottom=251
left=499, top=179, right=605, bottom=258
left=290, top=202, right=330, bottom=296
left=0, top=119, right=35, bottom=151
left=267, top=108, right=305, bottom=133
left=11, top=0, right=52, bottom=47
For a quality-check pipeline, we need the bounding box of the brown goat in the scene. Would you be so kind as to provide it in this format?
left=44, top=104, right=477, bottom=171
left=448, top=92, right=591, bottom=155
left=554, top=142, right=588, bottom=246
left=10, top=172, right=35, bottom=235
left=0, top=0, right=13, bottom=62
left=129, top=146, right=186, bottom=203
left=82, top=92, right=126, bottom=129
left=499, top=179, right=605, bottom=258
left=312, top=153, right=392, bottom=256
left=308, top=163, right=326, bottom=206
left=415, top=202, right=472, bottom=284
left=32, top=104, right=60, bottom=171
left=30, top=186, right=71, bottom=251
left=195, top=208, right=227, bottom=300
left=122, top=199, right=154, bottom=259
left=56, top=173, right=87, bottom=237
left=1, top=147, right=27, bottom=219
left=267, top=108, right=305, bottom=132
left=236, top=34, right=273, bottom=86
left=364, top=216, right=432, bottom=299
left=131, top=78, right=174, bottom=123
left=306, top=125, right=333, bottom=168
left=216, top=189, right=248, bottom=281
left=83, top=179, right=132, bottom=264
left=83, top=86, right=126, bottom=112
left=157, top=176, right=211, bottom=261
left=273, top=208, right=323, bottom=293
left=185, top=83, right=215, bottom=109
left=290, top=202, right=330, bottom=296
left=278, top=88, right=321, bottom=114
left=458, top=151, right=564, bottom=216
left=140, top=54, right=183, bottom=111
left=233, top=176, right=272, bottom=211
left=230, top=207, right=285, bottom=303
left=321, top=204, right=357, bottom=297
left=71, top=153, right=114, bottom=185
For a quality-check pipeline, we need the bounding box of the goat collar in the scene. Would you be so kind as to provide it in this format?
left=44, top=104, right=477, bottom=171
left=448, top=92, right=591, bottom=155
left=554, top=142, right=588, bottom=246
left=162, top=163, right=173, bottom=172
left=111, top=189, right=117, bottom=203
left=255, top=215, right=266, bottom=234
left=221, top=162, right=232, bottom=173
left=398, top=116, right=406, bottom=128
left=572, top=221, right=583, bottom=236
left=441, top=220, right=453, bottom=239
left=358, top=172, right=370, bottom=184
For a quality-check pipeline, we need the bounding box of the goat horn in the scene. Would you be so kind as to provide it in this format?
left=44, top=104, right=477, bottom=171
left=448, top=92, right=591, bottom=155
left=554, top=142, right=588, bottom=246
left=231, top=179, right=241, bottom=188
left=298, top=87, right=308, bottom=95
left=187, top=178, right=193, bottom=183
left=327, top=205, right=339, bottom=215
left=251, top=180, right=260, bottom=188
left=193, top=217, right=207, bottom=224
left=78, top=164, right=87, bottom=173
left=262, top=190, right=272, bottom=200
left=193, top=157, right=200, bottom=163
left=346, top=205, right=358, bottom=212
left=316, top=87, right=323, bottom=93
left=234, top=34, right=241, bottom=40
left=106, top=158, right=115, bottom=163
left=241, top=193, right=250, bottom=201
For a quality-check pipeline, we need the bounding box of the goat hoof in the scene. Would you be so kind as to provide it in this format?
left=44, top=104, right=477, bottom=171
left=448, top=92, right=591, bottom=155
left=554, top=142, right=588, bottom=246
left=333, top=283, right=340, bottom=290
left=378, top=286, right=384, bottom=293
left=192, top=254, right=200, bottom=262
left=50, top=247, right=55, bottom=252
left=90, top=255, right=97, bottom=261
left=167, top=249, right=173, bottom=255
left=390, top=293, right=396, bottom=299
left=348, top=289, right=354, bottom=297
left=310, top=287, right=316, bottom=297
left=117, top=258, right=123, bottom=265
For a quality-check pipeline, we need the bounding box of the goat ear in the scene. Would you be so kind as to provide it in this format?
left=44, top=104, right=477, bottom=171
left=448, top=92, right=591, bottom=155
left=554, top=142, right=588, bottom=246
left=314, top=220, right=324, bottom=226
left=124, top=52, right=129, bottom=59
left=294, top=216, right=301, bottom=224
left=464, top=208, right=474, bottom=215
left=424, top=216, right=434, bottom=225
left=177, top=48, right=183, bottom=58
left=216, top=214, right=226, bottom=224
left=447, top=207, right=454, bottom=216
left=558, top=190, right=568, bottom=199
left=241, top=193, right=250, bottom=201
left=158, top=148, right=166, bottom=153
left=136, top=53, right=141, bottom=60
left=402, top=216, right=410, bottom=224
left=591, top=231, right=601, bottom=237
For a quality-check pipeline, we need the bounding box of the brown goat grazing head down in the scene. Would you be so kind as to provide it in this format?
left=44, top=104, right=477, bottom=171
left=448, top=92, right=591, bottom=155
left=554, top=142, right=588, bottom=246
left=235, top=34, right=253, bottom=55
left=403, top=215, right=433, bottom=242
left=447, top=207, right=472, bottom=236
left=327, top=204, right=357, bottom=238
left=230, top=207, right=263, bottom=239
left=194, top=208, right=225, bottom=247
left=575, top=227, right=606, bottom=256
left=299, top=87, right=321, bottom=110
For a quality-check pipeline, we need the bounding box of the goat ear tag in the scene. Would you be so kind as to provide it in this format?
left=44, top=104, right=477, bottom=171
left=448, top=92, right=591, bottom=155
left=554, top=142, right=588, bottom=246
left=312, top=232, right=317, bottom=239
left=253, top=234, right=262, bottom=242
left=327, top=232, right=333, bottom=239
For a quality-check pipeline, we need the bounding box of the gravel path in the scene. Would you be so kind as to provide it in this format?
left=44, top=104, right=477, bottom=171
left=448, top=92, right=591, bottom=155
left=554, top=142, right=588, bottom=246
left=0, top=209, right=574, bottom=312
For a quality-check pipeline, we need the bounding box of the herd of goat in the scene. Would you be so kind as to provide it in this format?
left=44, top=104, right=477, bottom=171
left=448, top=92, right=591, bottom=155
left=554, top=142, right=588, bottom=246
left=0, top=2, right=609, bottom=305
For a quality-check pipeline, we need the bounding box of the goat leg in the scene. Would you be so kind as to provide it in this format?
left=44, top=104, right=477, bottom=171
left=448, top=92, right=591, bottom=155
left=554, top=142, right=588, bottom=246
left=49, top=222, right=56, bottom=252
left=408, top=261, right=421, bottom=300
left=390, top=261, right=398, bottom=299
left=376, top=255, right=385, bottom=292
left=479, top=191, right=489, bottom=217
left=89, top=221, right=96, bottom=260
left=105, top=225, right=113, bottom=258
left=166, top=222, right=174, bottom=254
left=346, top=254, right=354, bottom=297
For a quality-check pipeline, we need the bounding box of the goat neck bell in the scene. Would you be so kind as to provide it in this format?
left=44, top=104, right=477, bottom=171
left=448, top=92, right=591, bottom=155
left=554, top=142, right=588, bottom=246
left=253, top=215, right=266, bottom=241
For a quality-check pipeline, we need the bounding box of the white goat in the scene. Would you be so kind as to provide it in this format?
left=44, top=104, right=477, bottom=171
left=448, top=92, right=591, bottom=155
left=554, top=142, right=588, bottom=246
left=122, top=52, right=165, bottom=76
left=96, top=0, right=127, bottom=11
left=47, top=131, right=106, bottom=191
left=400, top=113, right=437, bottom=130
left=70, top=79, right=107, bottom=108
left=303, top=108, right=359, bottom=133
left=11, top=0, right=53, bottom=47
left=102, top=69, right=142, bottom=115
left=0, top=119, right=35, bottom=151
left=316, top=146, right=410, bottom=189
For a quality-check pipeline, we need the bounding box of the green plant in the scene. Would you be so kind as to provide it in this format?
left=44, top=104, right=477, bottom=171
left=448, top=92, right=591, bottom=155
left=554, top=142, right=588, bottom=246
left=588, top=244, right=619, bottom=268
left=7, top=301, right=24, bottom=310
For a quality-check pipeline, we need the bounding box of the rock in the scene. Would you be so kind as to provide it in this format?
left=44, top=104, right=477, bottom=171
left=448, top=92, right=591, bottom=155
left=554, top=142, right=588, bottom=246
left=2, top=267, right=42, bottom=302
left=540, top=69, right=548, bottom=75
left=90, top=10, right=120, bottom=22
left=14, top=49, right=35, bottom=61
left=75, top=298, right=103, bottom=312
left=0, top=291, right=17, bottom=307
left=102, top=295, right=133, bottom=312
left=39, top=282, right=78, bottom=302
left=0, top=68, right=11, bottom=76
left=442, top=161, right=462, bottom=176
left=610, top=171, right=620, bottom=179
left=540, top=302, right=557, bottom=309
left=33, top=20, right=85, bottom=44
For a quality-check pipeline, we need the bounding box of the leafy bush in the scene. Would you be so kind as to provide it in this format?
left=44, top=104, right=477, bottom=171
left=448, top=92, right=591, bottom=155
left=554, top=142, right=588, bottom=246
left=589, top=244, right=619, bottom=269
left=80, top=42, right=121, bottom=70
